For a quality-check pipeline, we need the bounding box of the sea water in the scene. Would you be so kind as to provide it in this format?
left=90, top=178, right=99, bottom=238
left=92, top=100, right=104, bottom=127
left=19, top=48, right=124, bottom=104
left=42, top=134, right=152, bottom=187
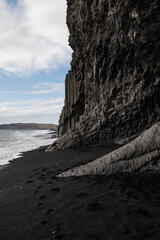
left=0, top=130, right=56, bottom=166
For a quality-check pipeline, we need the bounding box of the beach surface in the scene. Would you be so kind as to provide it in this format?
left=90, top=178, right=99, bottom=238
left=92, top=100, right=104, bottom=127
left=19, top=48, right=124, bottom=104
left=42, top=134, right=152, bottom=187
left=0, top=143, right=160, bottom=240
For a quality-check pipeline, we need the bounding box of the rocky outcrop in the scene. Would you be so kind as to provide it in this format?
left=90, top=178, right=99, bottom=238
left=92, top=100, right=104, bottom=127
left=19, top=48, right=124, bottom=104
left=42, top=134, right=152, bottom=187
left=48, top=0, right=160, bottom=151
left=57, top=122, right=160, bottom=176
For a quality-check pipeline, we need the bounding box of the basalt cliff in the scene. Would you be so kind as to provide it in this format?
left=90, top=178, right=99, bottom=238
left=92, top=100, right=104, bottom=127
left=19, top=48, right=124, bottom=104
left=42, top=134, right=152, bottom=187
left=48, top=0, right=160, bottom=153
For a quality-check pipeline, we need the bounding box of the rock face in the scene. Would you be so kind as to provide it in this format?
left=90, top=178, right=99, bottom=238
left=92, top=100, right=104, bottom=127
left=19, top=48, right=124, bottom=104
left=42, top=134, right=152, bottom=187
left=48, top=0, right=160, bottom=150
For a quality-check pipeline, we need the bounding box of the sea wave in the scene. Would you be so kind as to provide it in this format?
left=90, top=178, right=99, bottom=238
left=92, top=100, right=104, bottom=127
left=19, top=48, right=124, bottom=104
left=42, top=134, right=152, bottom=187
left=0, top=130, right=55, bottom=166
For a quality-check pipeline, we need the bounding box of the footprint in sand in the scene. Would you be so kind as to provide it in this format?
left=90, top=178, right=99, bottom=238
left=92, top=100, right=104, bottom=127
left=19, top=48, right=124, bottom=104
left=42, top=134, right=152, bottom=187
left=135, top=209, right=151, bottom=217
left=87, top=202, right=105, bottom=212
left=35, top=172, right=40, bottom=176
left=40, top=174, right=46, bottom=177
left=45, top=209, right=54, bottom=215
left=38, top=176, right=46, bottom=181
left=47, top=181, right=52, bottom=185
left=49, top=187, right=62, bottom=193
left=41, top=168, right=49, bottom=172
left=25, top=180, right=33, bottom=184
left=38, top=203, right=44, bottom=207
left=76, top=192, right=88, bottom=198
left=88, top=235, right=99, bottom=240
left=41, top=220, right=48, bottom=225
left=42, top=168, right=47, bottom=172
left=39, top=195, right=46, bottom=200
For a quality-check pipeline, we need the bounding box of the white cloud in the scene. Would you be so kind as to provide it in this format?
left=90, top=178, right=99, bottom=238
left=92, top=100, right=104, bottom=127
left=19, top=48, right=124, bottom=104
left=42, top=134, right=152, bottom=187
left=0, top=98, right=64, bottom=124
left=28, top=82, right=64, bottom=94
left=0, top=0, right=71, bottom=75
left=0, top=90, right=21, bottom=94
left=0, top=82, right=64, bottom=94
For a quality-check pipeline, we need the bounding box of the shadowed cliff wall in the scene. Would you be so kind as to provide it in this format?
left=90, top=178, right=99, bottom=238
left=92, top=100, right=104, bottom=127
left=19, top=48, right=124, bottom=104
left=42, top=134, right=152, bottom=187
left=55, top=0, right=160, bottom=149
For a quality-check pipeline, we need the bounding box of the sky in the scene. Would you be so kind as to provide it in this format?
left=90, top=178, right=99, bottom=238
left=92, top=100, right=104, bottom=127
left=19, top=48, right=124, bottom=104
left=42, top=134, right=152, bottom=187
left=0, top=0, right=72, bottom=124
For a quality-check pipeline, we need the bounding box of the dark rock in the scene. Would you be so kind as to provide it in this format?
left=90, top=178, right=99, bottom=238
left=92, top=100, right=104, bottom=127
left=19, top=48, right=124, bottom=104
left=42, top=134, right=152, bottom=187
left=48, top=0, right=160, bottom=151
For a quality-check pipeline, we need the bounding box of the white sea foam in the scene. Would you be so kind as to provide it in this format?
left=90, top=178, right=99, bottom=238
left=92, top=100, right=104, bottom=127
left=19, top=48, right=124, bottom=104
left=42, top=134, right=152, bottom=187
left=0, top=130, right=56, bottom=166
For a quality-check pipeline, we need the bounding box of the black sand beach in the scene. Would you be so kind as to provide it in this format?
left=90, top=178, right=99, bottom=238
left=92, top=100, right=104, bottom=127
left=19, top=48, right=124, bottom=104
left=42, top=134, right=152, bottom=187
left=0, top=144, right=160, bottom=240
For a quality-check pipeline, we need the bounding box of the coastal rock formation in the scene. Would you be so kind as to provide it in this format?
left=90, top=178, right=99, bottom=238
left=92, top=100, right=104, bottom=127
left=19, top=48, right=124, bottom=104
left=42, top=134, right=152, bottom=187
left=48, top=0, right=160, bottom=151
left=57, top=122, right=160, bottom=176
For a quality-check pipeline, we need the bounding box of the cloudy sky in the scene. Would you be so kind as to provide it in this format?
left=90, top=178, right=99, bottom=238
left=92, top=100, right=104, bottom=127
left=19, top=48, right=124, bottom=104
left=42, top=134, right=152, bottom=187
left=0, top=0, right=71, bottom=124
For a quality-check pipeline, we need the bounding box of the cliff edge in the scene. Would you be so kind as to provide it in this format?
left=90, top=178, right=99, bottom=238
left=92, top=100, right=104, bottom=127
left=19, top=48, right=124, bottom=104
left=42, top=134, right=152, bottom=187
left=48, top=0, right=160, bottom=151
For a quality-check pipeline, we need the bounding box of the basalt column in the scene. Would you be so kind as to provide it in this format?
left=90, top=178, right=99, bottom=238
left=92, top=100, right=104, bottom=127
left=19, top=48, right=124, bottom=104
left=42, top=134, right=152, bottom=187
left=49, top=0, right=160, bottom=150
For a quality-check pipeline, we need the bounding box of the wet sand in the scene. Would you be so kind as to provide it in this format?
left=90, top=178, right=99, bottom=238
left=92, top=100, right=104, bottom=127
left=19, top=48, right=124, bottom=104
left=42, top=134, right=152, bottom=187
left=0, top=143, right=160, bottom=240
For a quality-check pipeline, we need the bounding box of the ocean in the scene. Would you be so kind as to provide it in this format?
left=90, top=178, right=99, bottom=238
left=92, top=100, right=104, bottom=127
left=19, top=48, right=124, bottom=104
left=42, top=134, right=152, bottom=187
left=0, top=130, right=56, bottom=166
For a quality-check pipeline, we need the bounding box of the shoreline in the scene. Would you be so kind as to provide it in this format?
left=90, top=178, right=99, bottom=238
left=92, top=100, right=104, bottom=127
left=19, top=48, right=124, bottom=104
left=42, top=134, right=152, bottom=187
left=0, top=145, right=50, bottom=171
left=0, top=129, right=55, bottom=167
left=1, top=143, right=160, bottom=239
